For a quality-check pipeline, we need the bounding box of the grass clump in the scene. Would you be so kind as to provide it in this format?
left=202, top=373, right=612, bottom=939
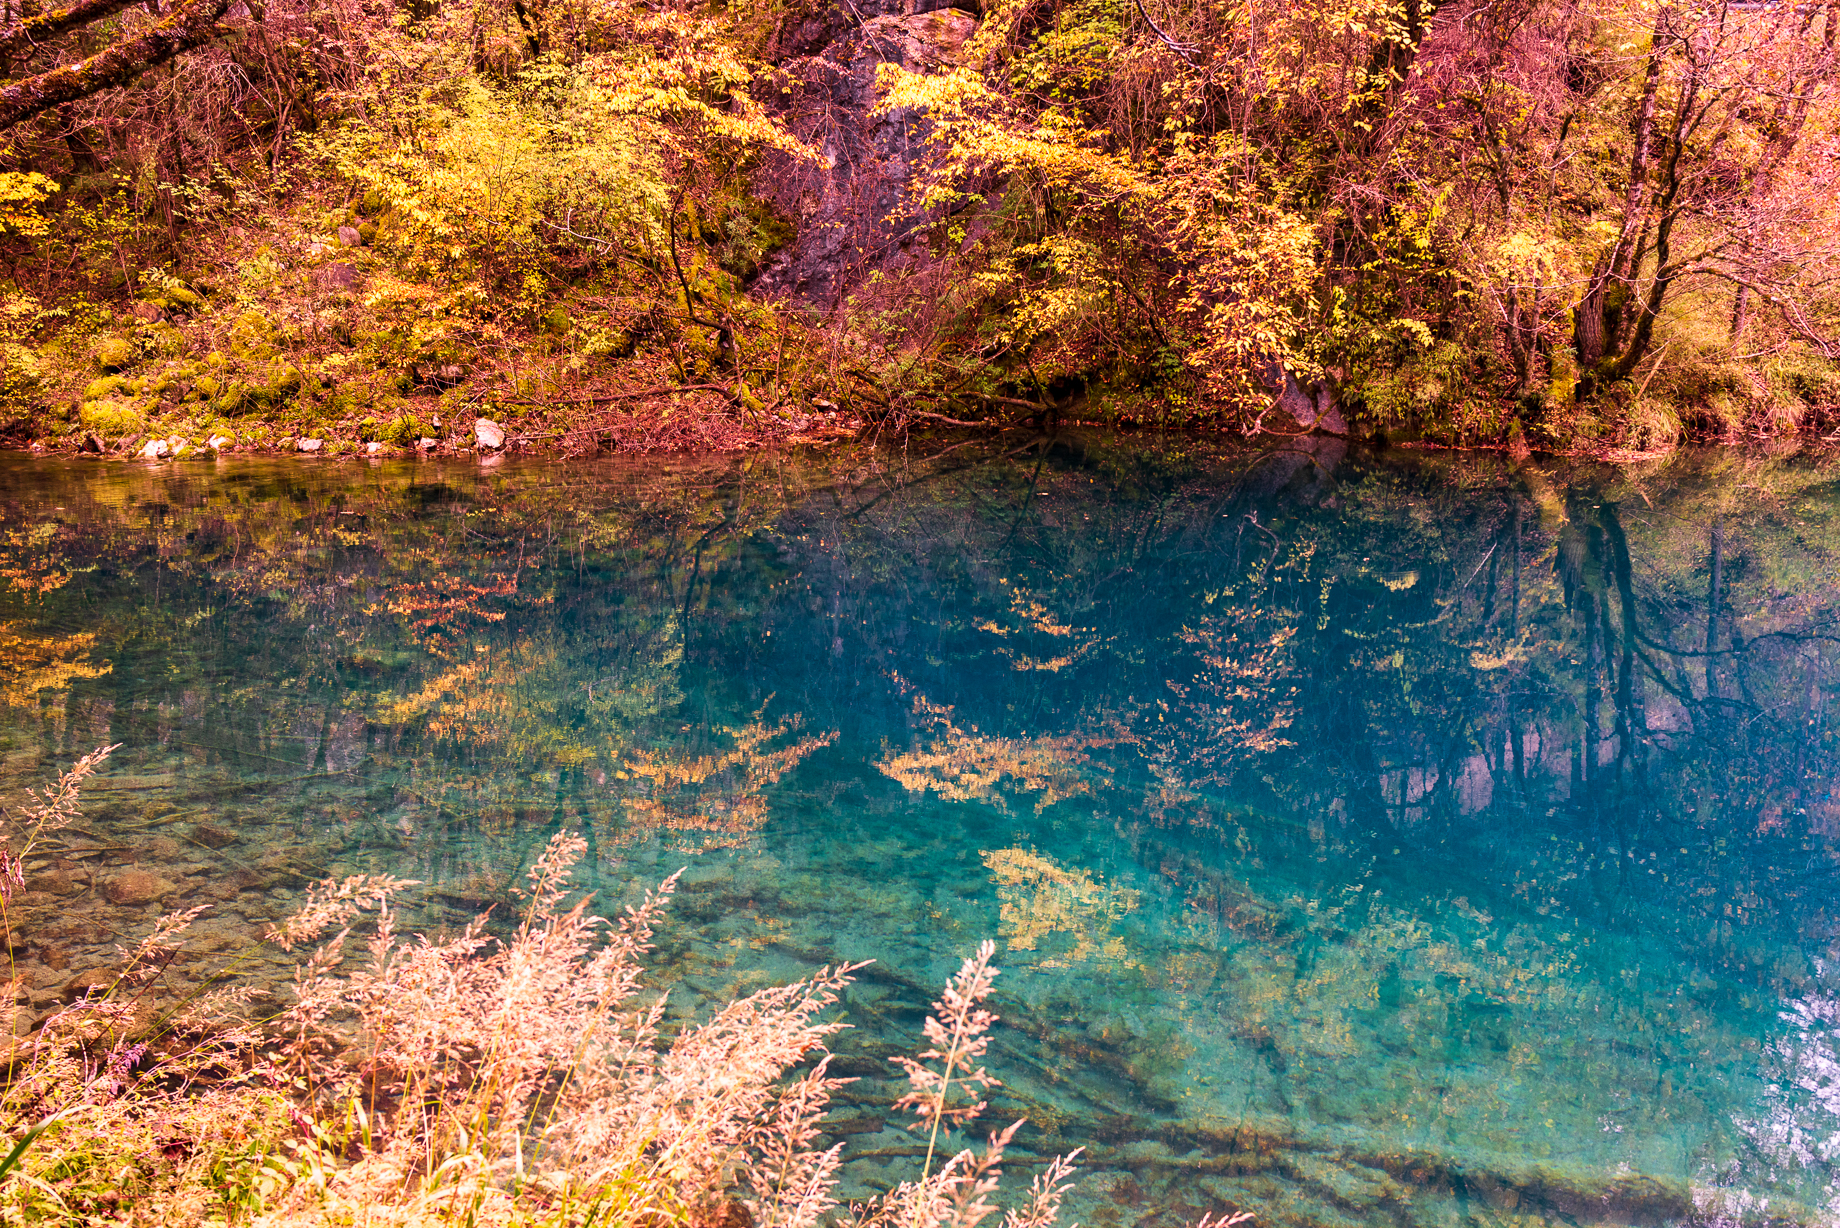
left=0, top=754, right=1109, bottom=1228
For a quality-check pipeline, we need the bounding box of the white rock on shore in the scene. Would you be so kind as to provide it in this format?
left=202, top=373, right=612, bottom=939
left=475, top=418, right=505, bottom=449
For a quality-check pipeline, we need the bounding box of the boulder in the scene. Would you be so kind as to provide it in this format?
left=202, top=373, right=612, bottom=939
left=365, top=440, right=385, bottom=455
left=206, top=434, right=233, bottom=451
left=94, top=336, right=137, bottom=371
left=102, top=869, right=174, bottom=906
left=474, top=417, right=505, bottom=449
left=323, top=263, right=359, bottom=290
left=297, top=437, right=324, bottom=454
left=139, top=438, right=169, bottom=460
left=417, top=437, right=437, bottom=450
left=337, top=225, right=363, bottom=247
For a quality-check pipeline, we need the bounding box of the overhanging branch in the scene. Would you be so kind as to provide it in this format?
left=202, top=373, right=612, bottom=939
left=0, top=0, right=233, bottom=132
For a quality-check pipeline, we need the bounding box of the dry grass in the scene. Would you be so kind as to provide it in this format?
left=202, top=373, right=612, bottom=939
left=0, top=753, right=1119, bottom=1228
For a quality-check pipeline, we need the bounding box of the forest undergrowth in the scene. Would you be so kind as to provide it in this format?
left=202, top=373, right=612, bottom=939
left=0, top=747, right=1212, bottom=1228
left=7, top=0, right=1840, bottom=454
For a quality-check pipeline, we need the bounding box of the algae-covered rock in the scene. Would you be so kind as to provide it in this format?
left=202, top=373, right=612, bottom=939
left=94, top=336, right=137, bottom=371
left=194, top=375, right=219, bottom=399
left=382, top=414, right=425, bottom=447
left=83, top=375, right=126, bottom=401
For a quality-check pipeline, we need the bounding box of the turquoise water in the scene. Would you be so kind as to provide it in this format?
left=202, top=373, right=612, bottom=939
left=4, top=438, right=1840, bottom=1227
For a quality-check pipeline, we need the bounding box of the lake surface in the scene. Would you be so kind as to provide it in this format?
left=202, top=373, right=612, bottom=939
left=3, top=437, right=1840, bottom=1228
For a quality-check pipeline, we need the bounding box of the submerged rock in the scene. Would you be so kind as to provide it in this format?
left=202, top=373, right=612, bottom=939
left=191, top=822, right=237, bottom=849
left=474, top=417, right=505, bottom=449
left=102, top=870, right=174, bottom=906
left=62, top=969, right=115, bottom=1001
left=24, top=870, right=80, bottom=898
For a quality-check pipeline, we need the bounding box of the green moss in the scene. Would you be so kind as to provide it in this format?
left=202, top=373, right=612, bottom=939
left=214, top=382, right=250, bottom=416
left=94, top=336, right=137, bottom=371
left=84, top=375, right=127, bottom=401
left=229, top=311, right=276, bottom=359
left=150, top=284, right=203, bottom=313
left=381, top=414, right=426, bottom=446
left=80, top=400, right=146, bottom=438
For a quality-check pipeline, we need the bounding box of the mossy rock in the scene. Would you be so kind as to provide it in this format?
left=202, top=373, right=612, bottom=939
left=79, top=400, right=146, bottom=438
left=246, top=364, right=304, bottom=409
left=213, top=382, right=250, bottom=415
left=84, top=375, right=127, bottom=401
left=380, top=414, right=426, bottom=447
left=357, top=222, right=378, bottom=245
left=148, top=284, right=203, bottom=313
left=193, top=375, right=220, bottom=399
left=94, top=336, right=137, bottom=371
left=229, top=311, right=276, bottom=358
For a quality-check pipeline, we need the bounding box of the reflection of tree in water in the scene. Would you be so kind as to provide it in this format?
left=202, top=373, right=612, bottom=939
left=622, top=707, right=837, bottom=848
left=877, top=690, right=1135, bottom=815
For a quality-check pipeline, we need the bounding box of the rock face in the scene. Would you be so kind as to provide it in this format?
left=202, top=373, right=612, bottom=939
left=474, top=418, right=505, bottom=449
left=755, top=3, right=981, bottom=304
left=102, top=870, right=174, bottom=906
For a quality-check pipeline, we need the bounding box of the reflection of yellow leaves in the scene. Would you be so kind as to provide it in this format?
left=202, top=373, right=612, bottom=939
left=983, top=847, right=1139, bottom=967
left=979, top=586, right=1103, bottom=672
left=622, top=708, right=838, bottom=846
left=0, top=624, right=111, bottom=709
left=877, top=697, right=1133, bottom=813
left=1469, top=636, right=1534, bottom=671
left=385, top=655, right=492, bottom=730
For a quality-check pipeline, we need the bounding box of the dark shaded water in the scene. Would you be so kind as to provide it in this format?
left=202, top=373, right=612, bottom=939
left=3, top=438, right=1840, bottom=1228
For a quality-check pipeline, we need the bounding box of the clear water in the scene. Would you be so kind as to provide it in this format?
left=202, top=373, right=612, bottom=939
left=4, top=438, right=1840, bottom=1228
